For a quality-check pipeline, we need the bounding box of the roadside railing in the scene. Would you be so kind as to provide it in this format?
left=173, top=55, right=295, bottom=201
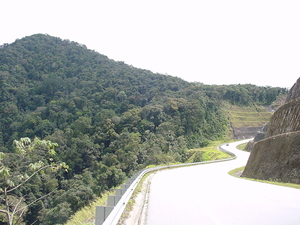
left=95, top=144, right=236, bottom=225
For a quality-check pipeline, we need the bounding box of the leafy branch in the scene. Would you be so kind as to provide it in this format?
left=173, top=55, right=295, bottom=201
left=0, top=137, right=68, bottom=225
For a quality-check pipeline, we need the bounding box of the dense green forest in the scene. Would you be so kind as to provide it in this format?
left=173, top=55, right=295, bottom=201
left=0, top=34, right=287, bottom=224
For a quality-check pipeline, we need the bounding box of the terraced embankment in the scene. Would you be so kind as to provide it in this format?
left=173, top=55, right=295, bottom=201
left=223, top=104, right=272, bottom=140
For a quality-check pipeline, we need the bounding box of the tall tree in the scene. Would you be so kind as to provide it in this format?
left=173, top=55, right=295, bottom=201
left=0, top=137, right=68, bottom=225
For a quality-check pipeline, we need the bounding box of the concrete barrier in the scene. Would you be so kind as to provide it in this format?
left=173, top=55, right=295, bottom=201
left=107, top=196, right=121, bottom=207
left=96, top=206, right=114, bottom=224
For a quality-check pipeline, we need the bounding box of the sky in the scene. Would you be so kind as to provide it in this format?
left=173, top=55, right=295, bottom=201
left=1, top=0, right=300, bottom=88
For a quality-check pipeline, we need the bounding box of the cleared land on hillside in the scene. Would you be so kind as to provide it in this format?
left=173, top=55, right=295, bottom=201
left=224, top=104, right=271, bottom=128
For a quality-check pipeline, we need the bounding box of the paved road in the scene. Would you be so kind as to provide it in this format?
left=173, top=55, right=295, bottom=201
left=145, top=140, right=300, bottom=225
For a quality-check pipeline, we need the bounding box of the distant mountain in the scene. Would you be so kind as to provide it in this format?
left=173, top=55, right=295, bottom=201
left=0, top=34, right=288, bottom=224
left=243, top=77, right=300, bottom=184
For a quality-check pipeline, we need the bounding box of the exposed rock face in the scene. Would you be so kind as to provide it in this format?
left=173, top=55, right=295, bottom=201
left=244, top=140, right=254, bottom=152
left=232, top=126, right=264, bottom=140
left=285, top=77, right=300, bottom=103
left=242, top=78, right=300, bottom=184
left=243, top=131, right=300, bottom=183
left=244, top=124, right=268, bottom=152
left=266, top=99, right=300, bottom=137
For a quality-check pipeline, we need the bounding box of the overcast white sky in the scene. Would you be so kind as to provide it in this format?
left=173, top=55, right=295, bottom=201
left=1, top=0, right=300, bottom=88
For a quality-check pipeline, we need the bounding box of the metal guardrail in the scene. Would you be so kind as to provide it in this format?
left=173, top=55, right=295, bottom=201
left=96, top=144, right=236, bottom=225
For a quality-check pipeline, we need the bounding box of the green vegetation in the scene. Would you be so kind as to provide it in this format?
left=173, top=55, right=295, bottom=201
left=237, top=143, right=247, bottom=150
left=228, top=167, right=300, bottom=189
left=186, top=139, right=232, bottom=162
left=64, top=189, right=116, bottom=225
left=0, top=34, right=287, bottom=224
left=0, top=137, right=68, bottom=225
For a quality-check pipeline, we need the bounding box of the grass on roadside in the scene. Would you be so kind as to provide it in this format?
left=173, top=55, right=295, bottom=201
left=64, top=189, right=116, bottom=225
left=228, top=166, right=300, bottom=189
left=186, top=139, right=233, bottom=163
left=236, top=142, right=248, bottom=150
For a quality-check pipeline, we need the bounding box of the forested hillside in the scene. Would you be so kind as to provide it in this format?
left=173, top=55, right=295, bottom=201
left=0, top=34, right=287, bottom=224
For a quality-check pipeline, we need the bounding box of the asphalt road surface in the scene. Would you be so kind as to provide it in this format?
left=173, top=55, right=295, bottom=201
left=145, top=140, right=300, bottom=225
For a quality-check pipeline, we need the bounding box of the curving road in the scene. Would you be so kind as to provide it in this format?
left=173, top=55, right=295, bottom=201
left=145, top=140, right=300, bottom=225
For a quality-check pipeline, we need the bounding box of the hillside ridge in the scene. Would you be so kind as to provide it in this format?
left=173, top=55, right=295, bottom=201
left=0, top=34, right=288, bottom=224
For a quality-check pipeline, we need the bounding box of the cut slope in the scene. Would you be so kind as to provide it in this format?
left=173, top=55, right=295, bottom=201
left=243, top=77, right=300, bottom=184
left=223, top=103, right=272, bottom=139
